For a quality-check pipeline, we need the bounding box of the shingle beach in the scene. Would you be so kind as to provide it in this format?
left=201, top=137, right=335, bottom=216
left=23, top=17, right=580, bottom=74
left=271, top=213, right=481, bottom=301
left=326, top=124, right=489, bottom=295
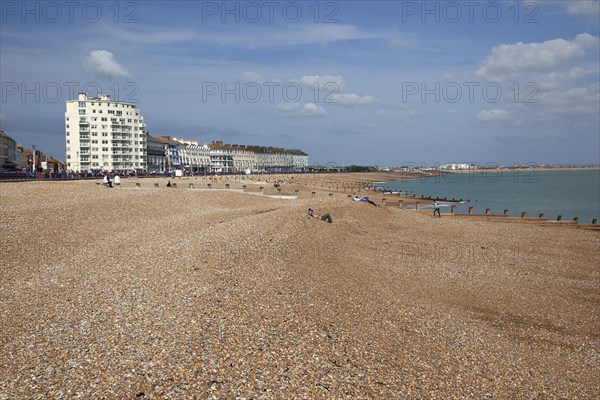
left=1, top=176, right=599, bottom=398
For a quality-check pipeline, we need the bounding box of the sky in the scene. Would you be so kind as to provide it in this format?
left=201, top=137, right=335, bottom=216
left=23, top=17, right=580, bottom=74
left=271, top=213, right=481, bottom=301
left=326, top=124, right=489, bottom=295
left=1, top=0, right=599, bottom=167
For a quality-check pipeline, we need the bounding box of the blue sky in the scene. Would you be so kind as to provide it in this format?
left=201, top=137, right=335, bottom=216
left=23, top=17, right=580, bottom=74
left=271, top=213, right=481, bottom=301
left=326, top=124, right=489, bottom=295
left=1, top=0, right=599, bottom=166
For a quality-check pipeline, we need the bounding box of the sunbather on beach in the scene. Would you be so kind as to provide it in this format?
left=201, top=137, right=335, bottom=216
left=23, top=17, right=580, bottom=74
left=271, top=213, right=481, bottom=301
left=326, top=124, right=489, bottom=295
left=307, top=208, right=333, bottom=224
left=361, top=196, right=377, bottom=206
left=352, top=192, right=377, bottom=206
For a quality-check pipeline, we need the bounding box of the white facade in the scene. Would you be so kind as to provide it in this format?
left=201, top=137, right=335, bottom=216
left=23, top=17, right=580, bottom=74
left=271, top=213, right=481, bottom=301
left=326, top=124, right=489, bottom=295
left=0, top=131, right=20, bottom=170
left=65, top=93, right=147, bottom=172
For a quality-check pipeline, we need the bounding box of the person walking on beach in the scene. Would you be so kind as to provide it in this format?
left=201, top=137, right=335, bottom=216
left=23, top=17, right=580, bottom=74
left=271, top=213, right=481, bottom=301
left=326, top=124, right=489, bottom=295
left=433, top=201, right=441, bottom=218
left=307, top=208, right=333, bottom=224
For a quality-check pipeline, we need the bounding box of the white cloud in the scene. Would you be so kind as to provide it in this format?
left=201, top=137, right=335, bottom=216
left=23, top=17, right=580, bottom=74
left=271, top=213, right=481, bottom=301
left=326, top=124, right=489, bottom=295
left=329, top=93, right=377, bottom=107
left=567, top=1, right=600, bottom=15
left=389, top=37, right=408, bottom=48
left=476, top=33, right=599, bottom=81
left=375, top=104, right=416, bottom=119
left=535, top=86, right=600, bottom=117
left=242, top=72, right=281, bottom=86
left=291, top=75, right=345, bottom=90
left=569, top=67, right=599, bottom=79
left=477, top=109, right=510, bottom=121
left=243, top=72, right=267, bottom=84
left=100, top=23, right=386, bottom=49
left=276, top=102, right=326, bottom=117
left=82, top=50, right=130, bottom=78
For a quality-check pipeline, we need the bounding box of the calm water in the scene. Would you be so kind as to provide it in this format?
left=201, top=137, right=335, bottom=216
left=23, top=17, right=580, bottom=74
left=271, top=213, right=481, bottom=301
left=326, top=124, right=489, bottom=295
left=378, top=169, right=600, bottom=224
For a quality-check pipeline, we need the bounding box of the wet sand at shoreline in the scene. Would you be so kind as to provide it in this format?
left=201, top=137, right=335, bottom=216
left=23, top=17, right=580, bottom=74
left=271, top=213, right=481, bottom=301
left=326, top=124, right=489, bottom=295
left=1, top=177, right=598, bottom=398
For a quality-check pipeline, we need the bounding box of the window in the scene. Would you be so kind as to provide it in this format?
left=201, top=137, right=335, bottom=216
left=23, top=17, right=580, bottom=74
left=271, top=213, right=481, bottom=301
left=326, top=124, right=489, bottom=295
left=108, top=110, right=115, bottom=114
left=79, top=109, right=85, bottom=115
left=66, top=132, right=70, bottom=136
left=101, top=117, right=107, bottom=122
left=102, top=140, right=108, bottom=144
left=102, top=147, right=109, bottom=152
left=102, top=133, right=108, bottom=137
left=92, top=132, right=98, bottom=137
left=92, top=140, right=98, bottom=144
left=78, top=101, right=85, bottom=107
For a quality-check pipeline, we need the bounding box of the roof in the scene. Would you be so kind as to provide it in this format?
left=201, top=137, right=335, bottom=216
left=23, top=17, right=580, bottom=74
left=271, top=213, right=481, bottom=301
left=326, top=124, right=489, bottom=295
left=152, top=136, right=182, bottom=145
left=0, top=130, right=16, bottom=142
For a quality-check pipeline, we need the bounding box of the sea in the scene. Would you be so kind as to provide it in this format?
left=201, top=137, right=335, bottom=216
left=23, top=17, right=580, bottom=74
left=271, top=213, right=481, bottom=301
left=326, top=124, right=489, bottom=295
left=375, top=169, right=600, bottom=224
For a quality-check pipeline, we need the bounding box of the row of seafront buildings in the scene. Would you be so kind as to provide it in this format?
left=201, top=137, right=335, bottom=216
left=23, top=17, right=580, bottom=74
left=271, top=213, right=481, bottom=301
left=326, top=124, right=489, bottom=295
left=65, top=93, right=308, bottom=174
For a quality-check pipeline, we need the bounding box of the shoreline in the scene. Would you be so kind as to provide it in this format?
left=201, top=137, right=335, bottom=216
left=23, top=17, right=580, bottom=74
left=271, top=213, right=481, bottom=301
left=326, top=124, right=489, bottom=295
left=2, top=171, right=598, bottom=226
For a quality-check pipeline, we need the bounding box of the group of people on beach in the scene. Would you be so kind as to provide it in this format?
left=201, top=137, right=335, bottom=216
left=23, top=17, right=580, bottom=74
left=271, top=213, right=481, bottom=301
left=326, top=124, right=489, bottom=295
left=308, top=193, right=441, bottom=225
left=103, top=174, right=120, bottom=188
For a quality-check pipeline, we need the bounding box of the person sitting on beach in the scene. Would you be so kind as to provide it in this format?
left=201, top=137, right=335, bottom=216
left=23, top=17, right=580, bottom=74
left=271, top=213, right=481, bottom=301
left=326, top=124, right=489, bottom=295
left=114, top=174, right=121, bottom=186
left=166, top=180, right=172, bottom=188
left=361, top=196, right=377, bottom=206
left=352, top=193, right=361, bottom=202
left=103, top=174, right=113, bottom=188
left=307, top=208, right=333, bottom=224
left=433, top=201, right=441, bottom=218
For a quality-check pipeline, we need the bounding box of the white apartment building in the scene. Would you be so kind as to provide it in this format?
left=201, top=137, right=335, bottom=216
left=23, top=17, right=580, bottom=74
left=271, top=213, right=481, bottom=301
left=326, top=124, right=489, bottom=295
left=65, top=93, right=147, bottom=172
left=172, top=137, right=211, bottom=173
left=0, top=130, right=20, bottom=170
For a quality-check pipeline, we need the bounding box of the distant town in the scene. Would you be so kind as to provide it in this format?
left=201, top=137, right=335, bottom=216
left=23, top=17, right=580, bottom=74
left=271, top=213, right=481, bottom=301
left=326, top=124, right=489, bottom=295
left=0, top=92, right=598, bottom=178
